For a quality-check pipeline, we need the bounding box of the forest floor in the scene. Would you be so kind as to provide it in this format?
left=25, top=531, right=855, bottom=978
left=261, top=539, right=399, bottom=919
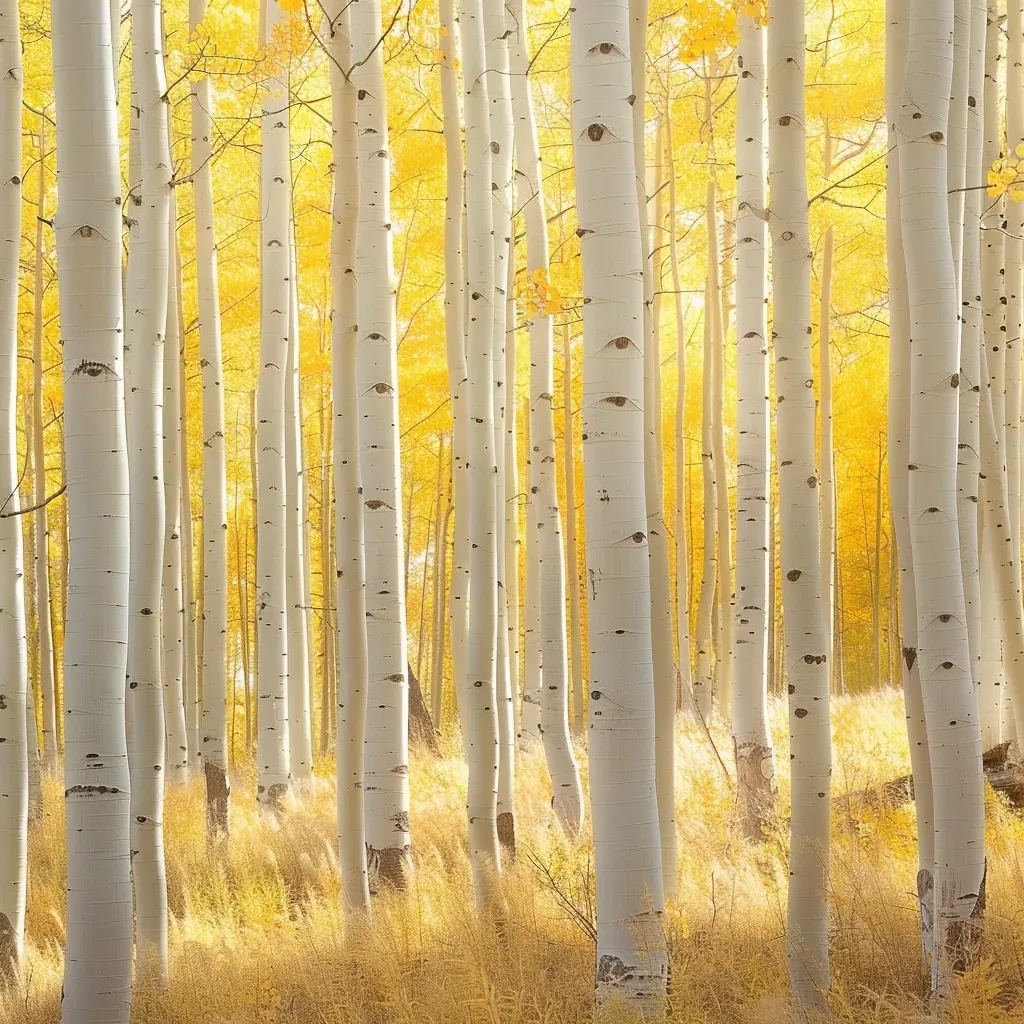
left=6, top=689, right=1024, bottom=1023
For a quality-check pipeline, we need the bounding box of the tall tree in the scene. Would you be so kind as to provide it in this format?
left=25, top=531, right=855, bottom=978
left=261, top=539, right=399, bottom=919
left=571, top=0, right=667, bottom=1008
left=351, top=0, right=411, bottom=882
left=0, top=0, right=28, bottom=981
left=256, top=0, right=294, bottom=813
left=53, top=0, right=134, bottom=1016
left=768, top=0, right=832, bottom=1009
left=732, top=2, right=776, bottom=838
left=192, top=0, right=231, bottom=831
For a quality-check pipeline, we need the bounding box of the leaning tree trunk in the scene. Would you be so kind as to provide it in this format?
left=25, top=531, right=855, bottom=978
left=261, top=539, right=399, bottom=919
left=192, top=0, right=230, bottom=833
left=53, top=1, right=134, bottom=1016
left=126, top=0, right=171, bottom=984
left=508, top=0, right=583, bottom=835
left=768, top=0, right=832, bottom=1010
left=898, top=0, right=986, bottom=994
left=0, top=0, right=28, bottom=980
left=732, top=5, right=776, bottom=840
left=352, top=0, right=411, bottom=883
left=485, top=0, right=516, bottom=858
left=459, top=0, right=502, bottom=906
left=571, top=0, right=668, bottom=1009
left=323, top=0, right=371, bottom=916
left=255, top=0, right=293, bottom=813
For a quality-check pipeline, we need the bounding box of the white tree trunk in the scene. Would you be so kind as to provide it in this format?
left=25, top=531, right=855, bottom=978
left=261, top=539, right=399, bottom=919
left=571, top=0, right=667, bottom=1008
left=508, top=0, right=583, bottom=835
left=0, top=0, right=28, bottom=978
left=520, top=494, right=543, bottom=742
left=180, top=343, right=200, bottom=776
left=53, top=1, right=134, bottom=1016
left=285, top=225, right=313, bottom=786
left=460, top=0, right=502, bottom=904
left=899, top=0, right=986, bottom=993
left=818, top=218, right=835, bottom=693
left=732, top=7, right=776, bottom=839
left=323, top=0, right=370, bottom=916
left=886, top=0, right=936, bottom=968
left=162, top=192, right=188, bottom=785
left=351, top=0, right=411, bottom=883
left=126, top=0, right=171, bottom=984
left=191, top=0, right=230, bottom=830
left=485, top=0, right=516, bottom=856
left=767, top=0, right=831, bottom=1008
left=563, top=322, right=585, bottom=731
left=505, top=258, right=522, bottom=743
left=256, top=0, right=293, bottom=813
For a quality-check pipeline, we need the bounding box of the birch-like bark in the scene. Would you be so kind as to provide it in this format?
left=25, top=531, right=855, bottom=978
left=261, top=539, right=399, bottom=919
left=485, top=0, right=516, bottom=855
left=505, top=266, right=522, bottom=743
left=899, top=0, right=986, bottom=992
left=818, top=199, right=836, bottom=693
left=352, top=0, right=411, bottom=882
left=323, top=0, right=371, bottom=915
left=181, top=340, right=200, bottom=775
left=53, top=1, right=134, bottom=1015
left=508, top=0, right=583, bottom=834
left=886, top=0, right=936, bottom=969
left=126, top=0, right=171, bottom=983
left=162, top=201, right=188, bottom=784
left=732, top=6, right=776, bottom=839
left=285, top=227, right=313, bottom=786
left=460, top=0, right=502, bottom=904
left=30, top=122, right=58, bottom=772
left=572, top=0, right=667, bottom=1007
left=520, top=494, right=543, bottom=742
left=256, top=0, right=293, bottom=812
left=563, top=322, right=585, bottom=732
left=192, top=0, right=230, bottom=830
left=768, top=0, right=831, bottom=1007
left=0, top=0, right=28, bottom=979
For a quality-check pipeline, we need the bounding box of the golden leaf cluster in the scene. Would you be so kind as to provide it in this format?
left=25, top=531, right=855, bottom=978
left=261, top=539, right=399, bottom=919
left=988, top=148, right=1024, bottom=200
left=677, top=0, right=739, bottom=63
left=517, top=267, right=564, bottom=317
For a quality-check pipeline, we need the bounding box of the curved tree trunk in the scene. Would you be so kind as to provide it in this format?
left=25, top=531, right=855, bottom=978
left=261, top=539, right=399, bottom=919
left=571, top=0, right=667, bottom=1009
left=732, top=6, right=776, bottom=840
left=352, top=0, right=411, bottom=884
left=192, top=0, right=231, bottom=832
left=53, top=1, right=134, bottom=1016
left=256, top=0, right=293, bottom=813
left=767, top=0, right=832, bottom=1009
left=508, top=0, right=583, bottom=836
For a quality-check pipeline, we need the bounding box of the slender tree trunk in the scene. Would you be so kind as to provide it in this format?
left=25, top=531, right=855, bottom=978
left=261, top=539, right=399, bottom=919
left=256, top=0, right=293, bottom=813
left=53, top=2, right=134, bottom=1015
left=520, top=490, right=542, bottom=742
left=323, top=0, right=371, bottom=916
left=732, top=5, right=776, bottom=839
left=899, top=0, right=986, bottom=992
left=191, top=0, right=230, bottom=831
left=0, top=0, right=28, bottom=980
left=352, top=0, right=411, bottom=883
left=319, top=398, right=333, bottom=758
left=181, top=346, right=200, bottom=775
left=460, top=0, right=502, bottom=904
left=572, top=0, right=667, bottom=1007
left=562, top=322, right=585, bottom=733
left=873, top=439, right=884, bottom=685
left=508, top=0, right=582, bottom=835
left=249, top=387, right=259, bottom=736
left=162, top=200, right=188, bottom=784
left=505, top=265, right=522, bottom=744
left=432, top=492, right=451, bottom=728
left=768, top=0, right=832, bottom=1008
left=235, top=483, right=252, bottom=755
left=818, top=216, right=836, bottom=693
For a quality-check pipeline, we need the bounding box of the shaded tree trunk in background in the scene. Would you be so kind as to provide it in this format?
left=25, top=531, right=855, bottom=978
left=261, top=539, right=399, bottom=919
left=572, top=0, right=667, bottom=1007
left=53, top=2, right=134, bottom=1015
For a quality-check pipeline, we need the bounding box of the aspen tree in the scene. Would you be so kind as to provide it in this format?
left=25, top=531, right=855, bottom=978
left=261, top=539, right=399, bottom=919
left=508, top=0, right=583, bottom=834
left=53, top=1, right=134, bottom=1016
left=162, top=208, right=188, bottom=785
left=460, top=0, right=503, bottom=904
left=520, top=495, right=543, bottom=742
left=30, top=123, right=57, bottom=772
left=505, top=259, right=522, bottom=741
left=286, top=230, right=313, bottom=786
left=181, top=348, right=200, bottom=776
left=572, top=0, right=667, bottom=1007
left=484, top=0, right=516, bottom=854
left=732, top=3, right=776, bottom=838
left=819, top=133, right=836, bottom=692
left=0, top=0, right=28, bottom=979
left=898, top=0, right=986, bottom=992
left=192, top=0, right=231, bottom=830
left=322, top=0, right=371, bottom=915
left=126, top=0, right=172, bottom=983
left=256, top=0, right=293, bottom=813
left=351, top=0, right=411, bottom=881
left=563, top=322, right=585, bottom=731
left=768, top=0, right=831, bottom=1007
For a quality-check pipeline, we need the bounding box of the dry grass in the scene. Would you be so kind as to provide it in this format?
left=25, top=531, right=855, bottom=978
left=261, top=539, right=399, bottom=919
left=7, top=689, right=1024, bottom=1022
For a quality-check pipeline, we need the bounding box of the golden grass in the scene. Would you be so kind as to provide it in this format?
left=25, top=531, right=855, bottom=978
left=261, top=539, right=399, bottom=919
left=8, top=690, right=1024, bottom=1022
